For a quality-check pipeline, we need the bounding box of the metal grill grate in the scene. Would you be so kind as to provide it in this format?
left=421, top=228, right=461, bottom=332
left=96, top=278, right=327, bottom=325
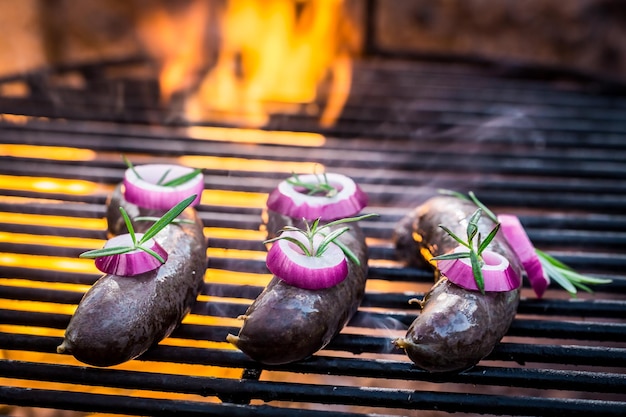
left=1, top=58, right=626, bottom=417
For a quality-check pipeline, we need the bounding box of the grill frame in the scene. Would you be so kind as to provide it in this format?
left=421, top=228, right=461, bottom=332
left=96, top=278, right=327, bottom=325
left=1, top=57, right=626, bottom=416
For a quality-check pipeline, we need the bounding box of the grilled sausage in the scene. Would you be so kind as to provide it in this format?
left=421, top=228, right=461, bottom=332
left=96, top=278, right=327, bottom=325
left=393, top=195, right=522, bottom=372
left=226, top=210, right=368, bottom=365
left=57, top=185, right=207, bottom=367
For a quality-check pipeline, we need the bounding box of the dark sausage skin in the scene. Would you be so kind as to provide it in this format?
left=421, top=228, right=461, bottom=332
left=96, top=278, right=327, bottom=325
left=393, top=195, right=522, bottom=373
left=57, top=185, right=207, bottom=367
left=226, top=210, right=368, bottom=365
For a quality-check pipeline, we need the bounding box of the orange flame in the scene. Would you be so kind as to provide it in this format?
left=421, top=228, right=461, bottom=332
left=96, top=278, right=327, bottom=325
left=140, top=0, right=354, bottom=128
left=136, top=1, right=212, bottom=103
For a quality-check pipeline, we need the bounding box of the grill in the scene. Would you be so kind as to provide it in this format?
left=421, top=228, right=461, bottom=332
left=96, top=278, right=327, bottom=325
left=1, top=55, right=626, bottom=417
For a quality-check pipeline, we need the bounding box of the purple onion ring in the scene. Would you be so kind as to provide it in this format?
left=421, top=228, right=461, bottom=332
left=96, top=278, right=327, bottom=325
left=437, top=247, right=521, bottom=292
left=498, top=214, right=550, bottom=298
left=94, top=233, right=168, bottom=276
left=266, top=173, right=367, bottom=221
left=266, top=231, right=348, bottom=290
left=123, top=164, right=203, bottom=210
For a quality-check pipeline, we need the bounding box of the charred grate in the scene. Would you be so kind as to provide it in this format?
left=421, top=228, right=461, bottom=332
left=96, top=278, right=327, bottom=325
left=1, top=58, right=626, bottom=417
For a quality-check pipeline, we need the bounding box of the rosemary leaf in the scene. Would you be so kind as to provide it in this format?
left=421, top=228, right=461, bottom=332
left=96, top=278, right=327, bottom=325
left=137, top=245, right=166, bottom=264
left=156, top=168, right=172, bottom=185
left=120, top=206, right=137, bottom=246
left=315, top=227, right=350, bottom=257
left=468, top=191, right=498, bottom=223
left=560, top=269, right=612, bottom=284
left=123, top=154, right=143, bottom=180
left=470, top=251, right=485, bottom=294
left=139, top=194, right=196, bottom=244
left=286, top=172, right=336, bottom=196
left=438, top=225, right=471, bottom=249
left=333, top=239, right=360, bottom=266
left=535, top=248, right=574, bottom=272
left=431, top=252, right=471, bottom=261
left=263, top=235, right=312, bottom=256
left=478, top=223, right=500, bottom=255
left=467, top=208, right=482, bottom=247
left=79, top=246, right=134, bottom=259
left=321, top=213, right=378, bottom=230
left=161, top=168, right=202, bottom=187
left=310, top=218, right=321, bottom=234
left=437, top=188, right=470, bottom=201
left=540, top=258, right=577, bottom=295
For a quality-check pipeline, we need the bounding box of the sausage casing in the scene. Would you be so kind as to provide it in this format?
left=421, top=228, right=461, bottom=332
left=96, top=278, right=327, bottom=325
left=57, top=185, right=207, bottom=367
left=227, top=210, right=368, bottom=365
left=393, top=195, right=522, bottom=372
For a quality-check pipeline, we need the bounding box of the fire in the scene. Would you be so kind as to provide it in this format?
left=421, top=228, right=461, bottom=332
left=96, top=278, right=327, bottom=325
left=136, top=0, right=212, bottom=103
left=140, top=0, right=354, bottom=128
left=186, top=125, right=326, bottom=147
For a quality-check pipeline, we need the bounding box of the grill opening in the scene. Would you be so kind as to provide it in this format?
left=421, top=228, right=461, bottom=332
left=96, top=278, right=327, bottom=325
left=1, top=12, right=626, bottom=416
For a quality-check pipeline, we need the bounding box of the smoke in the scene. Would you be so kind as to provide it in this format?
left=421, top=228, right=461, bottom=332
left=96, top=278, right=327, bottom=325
left=357, top=105, right=546, bottom=210
left=348, top=310, right=411, bottom=354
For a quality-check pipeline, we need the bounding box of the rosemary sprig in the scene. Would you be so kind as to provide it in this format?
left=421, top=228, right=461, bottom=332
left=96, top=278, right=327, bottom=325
left=80, top=194, right=196, bottom=263
left=440, top=189, right=612, bottom=295
left=431, top=208, right=500, bottom=294
left=287, top=172, right=337, bottom=197
left=264, top=213, right=378, bottom=266
left=123, top=155, right=202, bottom=188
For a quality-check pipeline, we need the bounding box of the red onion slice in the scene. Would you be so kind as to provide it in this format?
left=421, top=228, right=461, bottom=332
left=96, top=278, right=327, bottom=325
left=94, top=233, right=168, bottom=276
left=266, top=231, right=348, bottom=290
left=437, top=247, right=521, bottom=292
left=498, top=214, right=550, bottom=298
left=123, top=164, right=203, bottom=210
left=266, top=173, right=367, bottom=221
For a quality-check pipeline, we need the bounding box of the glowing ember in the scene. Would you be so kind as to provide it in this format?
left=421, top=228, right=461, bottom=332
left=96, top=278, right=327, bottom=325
left=0, top=212, right=106, bottom=230
left=0, top=175, right=107, bottom=196
left=186, top=126, right=326, bottom=147
left=179, top=155, right=325, bottom=175
left=1, top=144, right=96, bottom=161
left=199, top=188, right=268, bottom=209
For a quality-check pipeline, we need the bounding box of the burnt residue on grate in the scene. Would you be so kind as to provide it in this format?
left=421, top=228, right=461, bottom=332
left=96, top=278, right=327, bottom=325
left=1, top=59, right=626, bottom=416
